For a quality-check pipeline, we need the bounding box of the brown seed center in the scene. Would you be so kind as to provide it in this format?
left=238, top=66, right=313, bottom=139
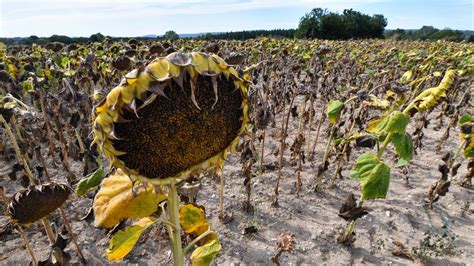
left=112, top=74, right=243, bottom=179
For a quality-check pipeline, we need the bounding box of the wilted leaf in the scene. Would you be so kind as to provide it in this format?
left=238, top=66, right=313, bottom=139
left=367, top=111, right=409, bottom=135
left=350, top=153, right=390, bottom=199
left=414, top=70, right=455, bottom=112
left=190, top=239, right=222, bottom=266
left=327, top=100, right=344, bottom=124
left=391, top=133, right=413, bottom=164
left=106, top=217, right=156, bottom=261
left=75, top=168, right=106, bottom=196
left=179, top=204, right=209, bottom=236
left=366, top=95, right=389, bottom=109
left=93, top=170, right=166, bottom=228
left=400, top=70, right=413, bottom=83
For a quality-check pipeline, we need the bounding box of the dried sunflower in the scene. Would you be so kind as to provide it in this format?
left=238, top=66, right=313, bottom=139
left=8, top=183, right=71, bottom=225
left=93, top=52, right=249, bottom=184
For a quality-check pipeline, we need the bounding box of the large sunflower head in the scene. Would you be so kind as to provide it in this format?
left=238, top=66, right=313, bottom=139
left=92, top=52, right=249, bottom=184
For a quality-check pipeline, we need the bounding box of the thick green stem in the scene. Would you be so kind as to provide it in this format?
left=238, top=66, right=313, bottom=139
left=167, top=181, right=184, bottom=266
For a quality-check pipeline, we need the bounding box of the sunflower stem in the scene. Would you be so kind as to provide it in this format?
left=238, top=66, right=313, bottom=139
left=313, top=125, right=335, bottom=191
left=167, top=181, right=184, bottom=266
left=0, top=114, right=37, bottom=184
left=58, top=207, right=86, bottom=263
left=38, top=89, right=58, bottom=163
left=309, top=108, right=325, bottom=160
left=41, top=217, right=64, bottom=264
left=342, top=200, right=364, bottom=243
left=183, top=228, right=212, bottom=254
left=259, top=129, right=266, bottom=174
left=219, top=173, right=225, bottom=218
left=75, top=128, right=86, bottom=154
left=17, top=225, right=38, bottom=266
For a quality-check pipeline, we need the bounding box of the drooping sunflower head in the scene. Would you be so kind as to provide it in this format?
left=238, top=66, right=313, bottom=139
left=8, top=183, right=71, bottom=225
left=93, top=52, right=249, bottom=184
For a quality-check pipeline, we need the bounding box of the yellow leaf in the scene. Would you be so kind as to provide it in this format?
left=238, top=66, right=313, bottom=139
left=93, top=170, right=166, bottom=228
left=366, top=117, right=383, bottom=133
left=106, top=217, right=156, bottom=261
left=400, top=70, right=413, bottom=83
left=179, top=204, right=209, bottom=235
left=414, top=70, right=455, bottom=112
left=190, top=239, right=222, bottom=266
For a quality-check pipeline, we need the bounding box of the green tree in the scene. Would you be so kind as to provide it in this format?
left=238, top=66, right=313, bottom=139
left=163, top=30, right=179, bottom=40
left=296, top=8, right=387, bottom=39
left=90, top=32, right=105, bottom=42
left=295, top=8, right=327, bottom=39
left=48, top=34, right=73, bottom=44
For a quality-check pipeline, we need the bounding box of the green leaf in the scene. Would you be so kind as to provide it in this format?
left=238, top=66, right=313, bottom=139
left=21, top=78, right=34, bottom=93
left=60, top=56, right=69, bottom=68
left=367, top=111, right=409, bottom=134
left=350, top=153, right=391, bottom=200
left=327, top=100, right=344, bottom=124
left=391, top=133, right=413, bottom=163
left=53, top=55, right=62, bottom=67
left=106, top=217, right=156, bottom=261
left=36, top=68, right=45, bottom=77
left=396, top=158, right=410, bottom=167
left=75, top=168, right=106, bottom=196
left=190, top=239, right=222, bottom=266
left=459, top=114, right=472, bottom=125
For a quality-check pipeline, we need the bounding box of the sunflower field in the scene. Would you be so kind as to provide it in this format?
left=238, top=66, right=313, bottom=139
left=0, top=38, right=473, bottom=265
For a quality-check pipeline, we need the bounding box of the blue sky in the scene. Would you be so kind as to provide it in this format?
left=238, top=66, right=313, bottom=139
left=0, top=0, right=472, bottom=37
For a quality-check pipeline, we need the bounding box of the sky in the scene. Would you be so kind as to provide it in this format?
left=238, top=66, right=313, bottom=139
left=0, top=0, right=473, bottom=37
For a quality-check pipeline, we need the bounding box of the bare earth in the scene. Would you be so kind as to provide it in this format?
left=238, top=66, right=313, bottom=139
left=1, top=104, right=473, bottom=265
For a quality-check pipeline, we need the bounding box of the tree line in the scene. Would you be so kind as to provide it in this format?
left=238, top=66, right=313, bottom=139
left=385, top=26, right=473, bottom=42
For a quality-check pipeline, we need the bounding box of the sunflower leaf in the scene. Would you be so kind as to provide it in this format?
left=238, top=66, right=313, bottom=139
left=190, top=239, right=222, bottom=266
left=366, top=111, right=409, bottom=135
left=93, top=171, right=167, bottom=228
left=391, top=133, right=413, bottom=164
left=106, top=217, right=157, bottom=261
left=327, top=100, right=344, bottom=124
left=179, top=204, right=209, bottom=236
left=350, top=153, right=391, bottom=200
left=75, top=168, right=106, bottom=197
